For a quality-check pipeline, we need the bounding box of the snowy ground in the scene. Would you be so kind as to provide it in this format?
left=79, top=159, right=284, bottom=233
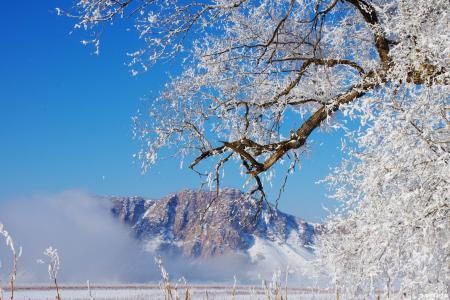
left=5, top=284, right=335, bottom=300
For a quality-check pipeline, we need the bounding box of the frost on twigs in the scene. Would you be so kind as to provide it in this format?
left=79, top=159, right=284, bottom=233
left=38, top=247, right=61, bottom=300
left=258, top=268, right=290, bottom=300
left=155, top=256, right=192, bottom=300
left=155, top=256, right=173, bottom=299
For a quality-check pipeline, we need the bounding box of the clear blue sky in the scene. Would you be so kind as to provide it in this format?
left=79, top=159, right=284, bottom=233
left=0, top=1, right=344, bottom=222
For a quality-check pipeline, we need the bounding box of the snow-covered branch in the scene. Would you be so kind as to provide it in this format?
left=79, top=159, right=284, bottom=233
left=62, top=0, right=449, bottom=212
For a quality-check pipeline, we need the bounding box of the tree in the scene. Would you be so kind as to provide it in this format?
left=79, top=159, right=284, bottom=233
left=60, top=0, right=448, bottom=203
left=61, top=0, right=449, bottom=295
left=315, top=83, right=449, bottom=297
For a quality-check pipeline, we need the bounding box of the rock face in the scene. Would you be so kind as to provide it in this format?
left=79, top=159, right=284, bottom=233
left=110, top=188, right=317, bottom=260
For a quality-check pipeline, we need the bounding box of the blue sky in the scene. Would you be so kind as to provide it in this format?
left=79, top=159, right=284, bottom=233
left=0, top=1, right=344, bottom=222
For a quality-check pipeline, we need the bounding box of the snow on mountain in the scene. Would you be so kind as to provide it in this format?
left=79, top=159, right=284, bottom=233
left=109, top=189, right=321, bottom=281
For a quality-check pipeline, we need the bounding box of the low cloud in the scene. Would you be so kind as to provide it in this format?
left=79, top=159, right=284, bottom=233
left=0, top=191, right=255, bottom=285
left=0, top=190, right=152, bottom=283
left=0, top=190, right=323, bottom=286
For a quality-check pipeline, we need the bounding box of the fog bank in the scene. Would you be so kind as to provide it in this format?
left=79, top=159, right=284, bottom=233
left=0, top=190, right=321, bottom=286
left=0, top=190, right=152, bottom=283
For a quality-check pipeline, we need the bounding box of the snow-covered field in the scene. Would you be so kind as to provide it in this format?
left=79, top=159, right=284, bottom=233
left=6, top=285, right=335, bottom=300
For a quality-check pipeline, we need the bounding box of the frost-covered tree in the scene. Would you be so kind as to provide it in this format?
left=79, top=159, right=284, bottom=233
left=315, top=84, right=449, bottom=297
left=60, top=0, right=449, bottom=201
left=61, top=0, right=449, bottom=295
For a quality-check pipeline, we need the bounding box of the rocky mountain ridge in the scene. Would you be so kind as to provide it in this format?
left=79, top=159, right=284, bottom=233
left=109, top=188, right=318, bottom=261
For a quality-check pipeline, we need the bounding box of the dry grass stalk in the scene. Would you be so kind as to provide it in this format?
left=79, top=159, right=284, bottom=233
left=86, top=280, right=93, bottom=300
left=177, top=277, right=190, bottom=300
left=164, top=283, right=173, bottom=300
left=284, top=266, right=289, bottom=300
left=260, top=269, right=292, bottom=300
left=9, top=252, right=17, bottom=300
left=155, top=257, right=174, bottom=300
left=263, top=280, right=271, bottom=300
left=54, top=277, right=61, bottom=300
left=173, top=285, right=179, bottom=300
left=39, top=247, right=61, bottom=300
left=0, top=223, right=20, bottom=300
left=271, top=270, right=283, bottom=300
left=249, top=286, right=257, bottom=299
left=231, top=275, right=237, bottom=300
left=183, top=287, right=190, bottom=300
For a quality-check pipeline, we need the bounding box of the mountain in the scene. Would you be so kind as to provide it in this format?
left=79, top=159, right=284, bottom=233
left=108, top=188, right=320, bottom=280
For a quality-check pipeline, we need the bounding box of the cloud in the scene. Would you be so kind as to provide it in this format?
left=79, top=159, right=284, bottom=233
left=0, top=190, right=325, bottom=286
left=0, top=190, right=152, bottom=283
left=0, top=190, right=256, bottom=285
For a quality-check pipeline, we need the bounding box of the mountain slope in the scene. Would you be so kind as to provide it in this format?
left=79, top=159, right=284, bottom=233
left=110, top=188, right=320, bottom=279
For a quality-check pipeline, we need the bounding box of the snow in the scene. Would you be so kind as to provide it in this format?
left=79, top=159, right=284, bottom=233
left=246, top=235, right=326, bottom=287
left=248, top=236, right=313, bottom=268
left=7, top=285, right=335, bottom=300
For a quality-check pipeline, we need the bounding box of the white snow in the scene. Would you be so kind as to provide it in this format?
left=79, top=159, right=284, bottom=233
left=7, top=285, right=335, bottom=300
left=246, top=235, right=326, bottom=286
